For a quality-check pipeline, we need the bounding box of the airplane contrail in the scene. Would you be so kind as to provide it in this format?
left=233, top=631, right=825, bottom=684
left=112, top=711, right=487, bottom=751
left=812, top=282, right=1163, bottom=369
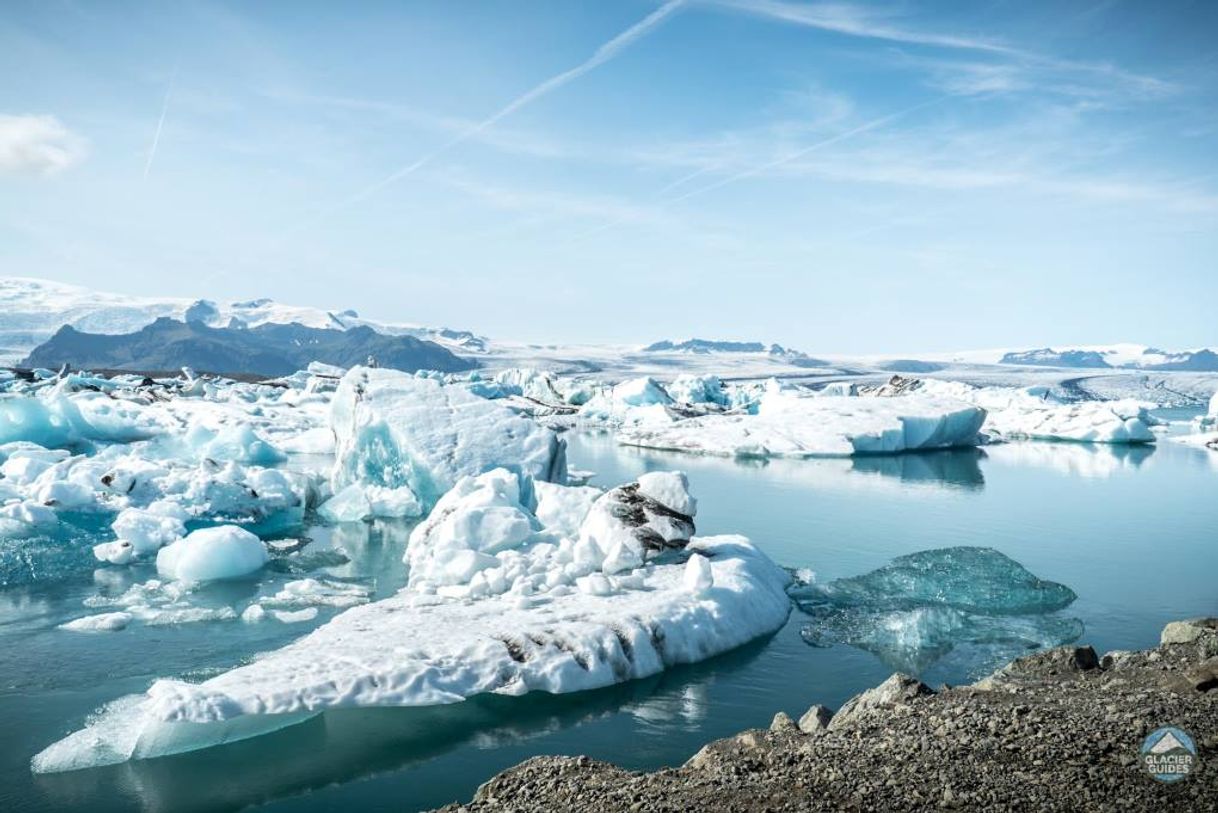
left=568, top=95, right=947, bottom=242
left=143, top=63, right=178, bottom=180
left=664, top=95, right=948, bottom=204
left=294, top=0, right=686, bottom=227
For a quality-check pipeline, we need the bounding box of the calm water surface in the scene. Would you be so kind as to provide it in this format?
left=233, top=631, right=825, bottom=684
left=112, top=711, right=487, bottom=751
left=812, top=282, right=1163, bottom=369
left=3, top=425, right=1216, bottom=812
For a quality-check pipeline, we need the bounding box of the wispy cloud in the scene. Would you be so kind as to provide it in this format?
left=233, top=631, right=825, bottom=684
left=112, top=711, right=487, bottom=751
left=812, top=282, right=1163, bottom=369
left=705, top=0, right=1175, bottom=99
left=0, top=114, right=87, bottom=176
left=143, top=64, right=178, bottom=180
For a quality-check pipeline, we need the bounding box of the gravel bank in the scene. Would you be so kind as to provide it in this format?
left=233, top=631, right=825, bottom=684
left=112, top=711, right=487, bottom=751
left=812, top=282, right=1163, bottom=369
left=438, top=618, right=1218, bottom=812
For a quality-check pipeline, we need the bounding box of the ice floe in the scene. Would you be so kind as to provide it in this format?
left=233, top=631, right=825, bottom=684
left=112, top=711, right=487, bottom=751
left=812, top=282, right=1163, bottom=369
left=32, top=470, right=790, bottom=773
left=618, top=389, right=986, bottom=458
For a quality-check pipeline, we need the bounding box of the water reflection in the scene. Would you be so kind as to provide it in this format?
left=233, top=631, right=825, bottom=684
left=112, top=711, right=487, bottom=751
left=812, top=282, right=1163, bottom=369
left=32, top=636, right=771, bottom=813
left=850, top=448, right=986, bottom=490
left=597, top=434, right=987, bottom=495
left=984, top=441, right=1155, bottom=478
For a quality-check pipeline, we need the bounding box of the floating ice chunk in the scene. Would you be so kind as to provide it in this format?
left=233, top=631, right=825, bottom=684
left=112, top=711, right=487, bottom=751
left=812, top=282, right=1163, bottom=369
left=667, top=375, right=727, bottom=406
left=533, top=480, right=601, bottom=539
left=620, top=394, right=986, bottom=458
left=636, top=471, right=697, bottom=517
left=93, top=540, right=135, bottom=565
left=614, top=377, right=672, bottom=407
left=0, top=398, right=74, bottom=448
left=794, top=547, right=1082, bottom=675
left=578, top=377, right=677, bottom=427
left=683, top=553, right=713, bottom=594
left=33, top=535, right=790, bottom=772
left=0, top=500, right=58, bottom=539
left=156, top=526, right=268, bottom=583
left=60, top=612, right=133, bottom=632
left=188, top=423, right=287, bottom=466
left=318, top=482, right=422, bottom=522
left=241, top=604, right=266, bottom=623
left=795, top=547, right=1077, bottom=615
left=491, top=368, right=565, bottom=403
left=271, top=608, right=318, bottom=624
left=260, top=578, right=371, bottom=609
left=330, top=367, right=567, bottom=510
left=0, top=390, right=159, bottom=448
left=818, top=381, right=858, bottom=397
left=112, top=506, right=187, bottom=557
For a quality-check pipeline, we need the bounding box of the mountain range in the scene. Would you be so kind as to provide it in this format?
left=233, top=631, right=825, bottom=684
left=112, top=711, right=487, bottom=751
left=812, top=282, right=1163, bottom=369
left=23, top=318, right=476, bottom=378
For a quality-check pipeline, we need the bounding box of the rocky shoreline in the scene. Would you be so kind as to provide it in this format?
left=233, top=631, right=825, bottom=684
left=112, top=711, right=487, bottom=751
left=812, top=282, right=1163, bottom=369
left=438, top=619, right=1218, bottom=812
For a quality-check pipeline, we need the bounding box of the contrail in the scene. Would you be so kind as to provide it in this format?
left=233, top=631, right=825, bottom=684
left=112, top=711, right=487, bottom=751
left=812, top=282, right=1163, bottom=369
left=143, top=64, right=178, bottom=180
left=665, top=95, right=947, bottom=204
left=295, top=0, right=685, bottom=226
left=568, top=95, right=947, bottom=242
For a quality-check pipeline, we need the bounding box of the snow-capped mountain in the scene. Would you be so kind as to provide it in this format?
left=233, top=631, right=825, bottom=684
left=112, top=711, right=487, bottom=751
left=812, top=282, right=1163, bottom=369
left=0, top=277, right=486, bottom=366
left=999, top=344, right=1218, bottom=371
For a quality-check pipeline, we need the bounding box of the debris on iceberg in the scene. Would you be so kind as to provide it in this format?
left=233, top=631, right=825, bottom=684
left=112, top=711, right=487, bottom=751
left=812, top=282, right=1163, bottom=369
left=32, top=473, right=791, bottom=773
left=329, top=367, right=568, bottom=512
left=793, top=547, right=1083, bottom=675
left=618, top=390, right=986, bottom=458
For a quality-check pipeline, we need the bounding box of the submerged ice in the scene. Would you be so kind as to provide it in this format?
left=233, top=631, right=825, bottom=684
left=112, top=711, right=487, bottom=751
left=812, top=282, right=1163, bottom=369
left=793, top=547, right=1083, bottom=676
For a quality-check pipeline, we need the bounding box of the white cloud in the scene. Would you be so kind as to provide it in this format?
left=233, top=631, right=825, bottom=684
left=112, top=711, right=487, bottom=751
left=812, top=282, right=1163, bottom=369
left=0, top=114, right=87, bottom=176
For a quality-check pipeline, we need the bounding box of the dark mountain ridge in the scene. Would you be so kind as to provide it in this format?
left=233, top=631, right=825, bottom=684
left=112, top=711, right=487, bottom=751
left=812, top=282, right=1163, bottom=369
left=23, top=318, right=477, bottom=377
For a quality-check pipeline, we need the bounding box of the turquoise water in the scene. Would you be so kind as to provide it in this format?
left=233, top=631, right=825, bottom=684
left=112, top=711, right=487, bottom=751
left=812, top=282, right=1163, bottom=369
left=4, top=427, right=1217, bottom=812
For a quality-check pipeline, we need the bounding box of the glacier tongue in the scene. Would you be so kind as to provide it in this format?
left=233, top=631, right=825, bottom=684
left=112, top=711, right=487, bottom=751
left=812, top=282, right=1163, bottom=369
left=330, top=367, right=568, bottom=510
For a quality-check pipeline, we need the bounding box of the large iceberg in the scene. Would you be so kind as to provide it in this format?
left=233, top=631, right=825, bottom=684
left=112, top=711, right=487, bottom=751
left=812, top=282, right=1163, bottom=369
left=618, top=390, right=986, bottom=458
left=793, top=547, right=1083, bottom=675
left=32, top=471, right=791, bottom=773
left=909, top=379, right=1156, bottom=444
left=330, top=367, right=568, bottom=511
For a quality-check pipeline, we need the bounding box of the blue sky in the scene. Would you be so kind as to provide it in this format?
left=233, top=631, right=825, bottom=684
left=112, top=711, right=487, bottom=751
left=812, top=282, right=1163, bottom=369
left=1, top=0, right=1215, bottom=353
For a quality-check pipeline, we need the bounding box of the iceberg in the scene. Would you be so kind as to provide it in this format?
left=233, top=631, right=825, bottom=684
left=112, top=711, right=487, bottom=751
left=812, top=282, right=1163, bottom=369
left=666, top=374, right=727, bottom=407
left=911, top=379, right=1156, bottom=444
left=155, top=526, right=269, bottom=582
left=33, top=533, right=789, bottom=772
left=329, top=367, right=567, bottom=510
left=619, top=392, right=986, bottom=458
left=793, top=547, right=1083, bottom=675
left=33, top=473, right=791, bottom=773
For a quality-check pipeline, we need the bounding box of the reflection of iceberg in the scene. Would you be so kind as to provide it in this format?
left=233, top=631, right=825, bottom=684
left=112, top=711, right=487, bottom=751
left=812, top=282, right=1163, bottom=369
left=32, top=638, right=770, bottom=813
left=793, top=547, right=1082, bottom=676
left=985, top=441, right=1154, bottom=478
left=849, top=448, right=985, bottom=490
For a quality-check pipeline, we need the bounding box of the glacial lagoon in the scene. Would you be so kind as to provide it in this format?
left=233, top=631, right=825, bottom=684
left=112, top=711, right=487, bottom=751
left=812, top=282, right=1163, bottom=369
left=3, top=424, right=1216, bottom=812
